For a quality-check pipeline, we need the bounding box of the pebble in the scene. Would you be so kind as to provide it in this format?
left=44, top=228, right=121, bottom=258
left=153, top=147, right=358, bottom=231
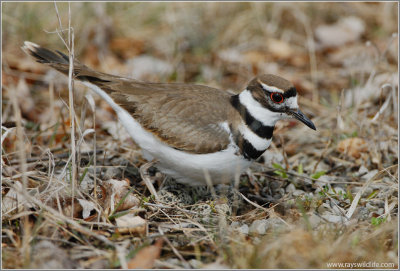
left=286, top=183, right=296, bottom=194
left=321, top=213, right=345, bottom=223
left=366, top=202, right=378, bottom=211
left=355, top=206, right=370, bottom=220
left=308, top=213, right=322, bottom=228
left=293, top=189, right=305, bottom=196
left=249, top=217, right=286, bottom=235
left=238, top=224, right=249, bottom=235
left=249, top=219, right=268, bottom=235
left=263, top=151, right=284, bottom=165
left=361, top=169, right=379, bottom=181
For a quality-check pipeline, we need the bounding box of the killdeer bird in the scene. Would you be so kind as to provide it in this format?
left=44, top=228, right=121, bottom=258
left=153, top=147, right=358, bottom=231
left=22, top=41, right=316, bottom=186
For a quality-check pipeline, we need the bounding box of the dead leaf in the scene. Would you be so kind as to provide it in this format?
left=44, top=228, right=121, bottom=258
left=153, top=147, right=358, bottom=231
left=315, top=16, right=365, bottom=49
left=243, top=51, right=267, bottom=65
left=267, top=38, right=293, bottom=59
left=337, top=138, right=368, bottom=158
left=103, top=179, right=140, bottom=213
left=127, top=239, right=163, bottom=269
left=2, top=182, right=34, bottom=217
left=77, top=199, right=98, bottom=219
left=115, top=214, right=147, bottom=235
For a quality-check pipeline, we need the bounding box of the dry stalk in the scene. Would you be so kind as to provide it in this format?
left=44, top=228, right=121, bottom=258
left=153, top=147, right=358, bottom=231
left=292, top=9, right=318, bottom=103
left=6, top=83, right=31, bottom=266
left=139, top=160, right=159, bottom=200
left=53, top=2, right=78, bottom=218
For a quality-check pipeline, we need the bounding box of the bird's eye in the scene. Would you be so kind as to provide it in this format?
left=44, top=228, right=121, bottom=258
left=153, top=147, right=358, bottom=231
left=270, top=92, right=284, bottom=103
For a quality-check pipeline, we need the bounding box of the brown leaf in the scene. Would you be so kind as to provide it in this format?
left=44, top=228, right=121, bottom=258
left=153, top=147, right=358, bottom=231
left=315, top=16, right=365, bottom=49
left=267, top=39, right=293, bottom=59
left=127, top=239, right=163, bottom=269
left=115, top=214, right=147, bottom=235
left=337, top=138, right=367, bottom=158
left=103, top=179, right=140, bottom=213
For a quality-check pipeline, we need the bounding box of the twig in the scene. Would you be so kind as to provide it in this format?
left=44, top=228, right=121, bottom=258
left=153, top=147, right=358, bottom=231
left=158, top=226, right=191, bottom=268
left=139, top=160, right=159, bottom=200
left=53, top=2, right=68, bottom=50
left=371, top=84, right=394, bottom=122
left=6, top=82, right=31, bottom=265
left=238, top=192, right=270, bottom=212
left=312, top=138, right=332, bottom=174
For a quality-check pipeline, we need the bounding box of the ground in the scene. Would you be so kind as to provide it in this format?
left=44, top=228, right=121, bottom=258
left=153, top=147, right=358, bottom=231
left=1, top=2, right=398, bottom=269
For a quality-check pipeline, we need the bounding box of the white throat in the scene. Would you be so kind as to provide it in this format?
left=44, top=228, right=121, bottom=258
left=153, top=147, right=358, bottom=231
left=238, top=89, right=284, bottom=125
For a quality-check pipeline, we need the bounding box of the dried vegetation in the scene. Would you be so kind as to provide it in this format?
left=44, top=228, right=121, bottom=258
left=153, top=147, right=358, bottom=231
left=2, top=2, right=398, bottom=269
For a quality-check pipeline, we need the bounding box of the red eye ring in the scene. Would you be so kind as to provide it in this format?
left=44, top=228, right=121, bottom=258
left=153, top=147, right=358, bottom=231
left=270, top=92, right=284, bottom=103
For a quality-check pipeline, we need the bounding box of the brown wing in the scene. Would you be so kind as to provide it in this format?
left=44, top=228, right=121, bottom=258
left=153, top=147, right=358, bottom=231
left=101, top=80, right=232, bottom=154
left=22, top=42, right=232, bottom=154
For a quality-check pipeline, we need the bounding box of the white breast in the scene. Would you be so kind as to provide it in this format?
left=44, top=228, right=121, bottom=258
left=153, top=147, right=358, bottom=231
left=83, top=82, right=251, bottom=185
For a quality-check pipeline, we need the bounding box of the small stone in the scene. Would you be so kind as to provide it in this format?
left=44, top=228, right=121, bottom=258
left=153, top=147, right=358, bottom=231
left=308, top=213, right=322, bottom=228
left=188, top=259, right=202, bottom=269
left=355, top=206, right=369, bottom=220
left=366, top=202, right=378, bottom=211
left=321, top=213, right=345, bottom=223
left=361, top=169, right=379, bottom=181
left=286, top=183, right=296, bottom=193
left=238, top=224, right=249, bottom=235
left=293, top=189, right=305, bottom=196
left=249, top=219, right=268, bottom=235
left=265, top=217, right=286, bottom=231
left=263, top=151, right=284, bottom=165
left=104, top=167, right=122, bottom=179
left=358, top=165, right=368, bottom=175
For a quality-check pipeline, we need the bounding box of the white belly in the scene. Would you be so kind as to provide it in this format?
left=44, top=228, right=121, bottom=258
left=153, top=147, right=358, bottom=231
left=83, top=82, right=252, bottom=185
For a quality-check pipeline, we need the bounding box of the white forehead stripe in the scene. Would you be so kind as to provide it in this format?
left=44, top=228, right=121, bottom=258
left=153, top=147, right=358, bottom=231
left=286, top=96, right=299, bottom=110
left=260, top=82, right=284, bottom=93
left=238, top=124, right=271, bottom=151
left=239, top=90, right=283, bottom=125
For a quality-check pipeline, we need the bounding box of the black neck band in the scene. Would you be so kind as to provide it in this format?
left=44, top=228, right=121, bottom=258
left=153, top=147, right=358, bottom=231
left=231, top=95, right=274, bottom=139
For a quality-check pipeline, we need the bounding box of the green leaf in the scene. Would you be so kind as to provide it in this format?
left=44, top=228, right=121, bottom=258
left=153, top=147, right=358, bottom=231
left=297, top=163, right=303, bottom=175
left=108, top=185, right=136, bottom=220
left=346, top=186, right=354, bottom=202
left=272, top=163, right=288, bottom=178
left=371, top=217, right=386, bottom=226
left=366, top=190, right=378, bottom=200
left=311, top=171, right=326, bottom=179
left=108, top=210, right=130, bottom=221
left=272, top=163, right=284, bottom=170
left=274, top=170, right=287, bottom=179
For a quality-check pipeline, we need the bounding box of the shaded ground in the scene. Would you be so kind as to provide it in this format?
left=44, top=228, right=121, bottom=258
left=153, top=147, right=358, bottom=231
left=2, top=2, right=398, bottom=269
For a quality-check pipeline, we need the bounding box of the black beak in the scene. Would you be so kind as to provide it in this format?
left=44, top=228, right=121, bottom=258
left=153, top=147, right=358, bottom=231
left=290, top=109, right=316, bottom=130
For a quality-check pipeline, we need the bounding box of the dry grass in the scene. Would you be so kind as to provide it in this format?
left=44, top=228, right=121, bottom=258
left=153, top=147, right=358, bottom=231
left=2, top=2, right=398, bottom=269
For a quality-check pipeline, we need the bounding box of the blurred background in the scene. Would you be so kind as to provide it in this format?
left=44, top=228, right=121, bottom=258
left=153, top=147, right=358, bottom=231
left=2, top=2, right=398, bottom=269
left=3, top=2, right=398, bottom=89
